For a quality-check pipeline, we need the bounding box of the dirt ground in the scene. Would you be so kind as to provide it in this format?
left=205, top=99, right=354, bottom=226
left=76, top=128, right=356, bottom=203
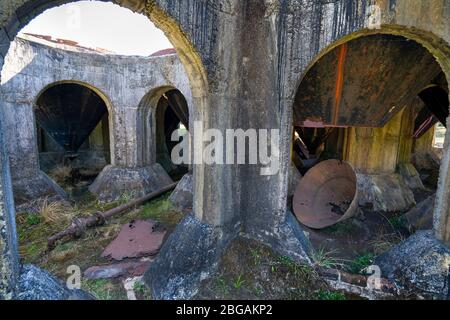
left=16, top=167, right=434, bottom=300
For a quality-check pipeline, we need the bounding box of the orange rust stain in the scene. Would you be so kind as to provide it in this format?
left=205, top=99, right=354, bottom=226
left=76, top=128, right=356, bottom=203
left=333, top=43, right=348, bottom=125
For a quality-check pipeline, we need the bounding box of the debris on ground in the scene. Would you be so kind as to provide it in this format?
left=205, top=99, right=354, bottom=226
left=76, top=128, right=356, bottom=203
left=101, top=220, right=166, bottom=261
left=84, top=259, right=153, bottom=280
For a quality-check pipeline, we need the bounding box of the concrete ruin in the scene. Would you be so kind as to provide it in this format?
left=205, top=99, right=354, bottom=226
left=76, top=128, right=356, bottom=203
left=0, top=0, right=449, bottom=300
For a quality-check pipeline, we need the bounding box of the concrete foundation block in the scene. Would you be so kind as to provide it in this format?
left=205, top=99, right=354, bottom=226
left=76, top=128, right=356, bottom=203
left=246, top=211, right=312, bottom=266
left=168, top=173, right=192, bottom=213
left=89, top=164, right=173, bottom=202
left=398, top=163, right=425, bottom=190
left=144, top=214, right=239, bottom=300
left=18, top=264, right=94, bottom=300
left=357, top=173, right=416, bottom=212
left=376, top=231, right=450, bottom=299
left=12, top=171, right=67, bottom=206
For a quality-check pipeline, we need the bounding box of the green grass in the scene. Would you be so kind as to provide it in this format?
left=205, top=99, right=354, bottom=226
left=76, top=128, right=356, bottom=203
left=347, top=252, right=376, bottom=274
left=233, top=274, right=246, bottom=290
left=388, top=216, right=407, bottom=229
left=324, top=220, right=355, bottom=236
left=133, top=281, right=151, bottom=300
left=138, top=195, right=182, bottom=228
left=83, top=279, right=126, bottom=300
left=311, top=248, right=343, bottom=269
left=26, top=214, right=42, bottom=226
left=315, top=289, right=347, bottom=300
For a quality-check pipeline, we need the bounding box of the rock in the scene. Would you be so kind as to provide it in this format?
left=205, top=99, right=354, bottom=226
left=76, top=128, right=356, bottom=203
left=169, top=173, right=193, bottom=213
left=376, top=231, right=450, bottom=298
left=89, top=164, right=173, bottom=202
left=84, top=260, right=152, bottom=280
left=404, top=195, right=435, bottom=231
left=144, top=214, right=238, bottom=300
left=357, top=173, right=416, bottom=212
left=102, top=220, right=166, bottom=261
left=397, top=163, right=425, bottom=190
left=18, top=264, right=94, bottom=300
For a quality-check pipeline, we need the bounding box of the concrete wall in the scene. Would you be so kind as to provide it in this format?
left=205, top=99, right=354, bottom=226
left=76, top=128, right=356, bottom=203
left=0, top=36, right=192, bottom=202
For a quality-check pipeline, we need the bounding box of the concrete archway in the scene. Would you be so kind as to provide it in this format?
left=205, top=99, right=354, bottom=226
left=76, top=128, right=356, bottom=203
left=34, top=81, right=113, bottom=200
left=289, top=27, right=450, bottom=271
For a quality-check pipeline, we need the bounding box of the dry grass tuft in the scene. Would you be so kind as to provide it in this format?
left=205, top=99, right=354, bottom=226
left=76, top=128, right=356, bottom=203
left=49, top=165, right=72, bottom=183
left=39, top=197, right=73, bottom=225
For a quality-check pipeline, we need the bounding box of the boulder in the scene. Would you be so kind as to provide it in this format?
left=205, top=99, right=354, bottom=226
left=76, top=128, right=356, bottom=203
left=376, top=231, right=450, bottom=298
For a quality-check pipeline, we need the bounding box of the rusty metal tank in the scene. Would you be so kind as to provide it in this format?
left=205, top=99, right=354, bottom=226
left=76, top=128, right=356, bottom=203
left=293, top=159, right=358, bottom=229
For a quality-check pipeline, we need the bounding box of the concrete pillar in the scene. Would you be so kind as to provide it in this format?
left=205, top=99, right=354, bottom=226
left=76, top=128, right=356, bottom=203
left=89, top=106, right=172, bottom=202
left=434, top=115, right=450, bottom=245
left=0, top=111, right=19, bottom=299
left=1, top=101, right=66, bottom=206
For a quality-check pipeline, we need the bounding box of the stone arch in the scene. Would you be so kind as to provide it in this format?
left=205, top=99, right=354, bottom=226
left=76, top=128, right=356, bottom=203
left=34, top=80, right=115, bottom=166
left=136, top=85, right=190, bottom=178
left=289, top=25, right=450, bottom=241
left=0, top=0, right=209, bottom=220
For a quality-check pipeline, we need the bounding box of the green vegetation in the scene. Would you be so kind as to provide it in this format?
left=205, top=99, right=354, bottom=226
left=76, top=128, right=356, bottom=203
left=315, top=289, right=347, bottom=300
left=347, top=252, right=376, bottom=274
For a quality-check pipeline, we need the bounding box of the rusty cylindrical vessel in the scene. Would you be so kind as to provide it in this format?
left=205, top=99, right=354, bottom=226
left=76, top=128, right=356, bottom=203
left=293, top=159, right=359, bottom=229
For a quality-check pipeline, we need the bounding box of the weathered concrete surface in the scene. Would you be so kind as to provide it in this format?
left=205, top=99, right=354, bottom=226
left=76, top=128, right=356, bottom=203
left=405, top=195, right=436, bottom=231
left=288, top=163, right=302, bottom=197
left=0, top=111, right=18, bottom=299
left=376, top=231, right=450, bottom=299
left=144, top=214, right=240, bottom=300
left=434, top=116, right=450, bottom=244
left=397, top=163, right=425, bottom=191
left=89, top=164, right=173, bottom=202
left=357, top=173, right=416, bottom=212
left=1, top=35, right=192, bottom=202
left=13, top=171, right=67, bottom=206
left=168, top=173, right=192, bottom=213
left=18, top=264, right=94, bottom=300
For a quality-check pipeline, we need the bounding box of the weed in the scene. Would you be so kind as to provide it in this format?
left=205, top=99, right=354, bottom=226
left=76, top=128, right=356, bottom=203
left=119, top=191, right=137, bottom=204
left=324, top=220, right=354, bottom=236
left=26, top=214, right=42, bottom=226
left=315, top=289, right=346, bottom=300
left=133, top=281, right=151, bottom=300
left=311, top=248, right=344, bottom=269
left=233, top=274, right=245, bottom=290
left=250, top=249, right=262, bottom=266
left=49, top=165, right=72, bottom=184
left=39, top=198, right=71, bottom=225
left=216, top=276, right=229, bottom=296
left=388, top=216, right=407, bottom=229
left=83, top=279, right=125, bottom=300
left=347, top=252, right=376, bottom=274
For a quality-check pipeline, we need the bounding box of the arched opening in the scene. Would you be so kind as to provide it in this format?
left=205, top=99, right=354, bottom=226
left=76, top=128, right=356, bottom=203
left=138, top=87, right=190, bottom=181
left=291, top=33, right=448, bottom=267
left=0, top=0, right=207, bottom=300
left=35, top=82, right=111, bottom=199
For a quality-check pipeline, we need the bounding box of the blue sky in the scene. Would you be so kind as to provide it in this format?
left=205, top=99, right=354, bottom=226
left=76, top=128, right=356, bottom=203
left=19, top=1, right=172, bottom=56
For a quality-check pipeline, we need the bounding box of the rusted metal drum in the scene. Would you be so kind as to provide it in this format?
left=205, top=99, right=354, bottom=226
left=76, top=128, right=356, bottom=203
left=293, top=159, right=358, bottom=229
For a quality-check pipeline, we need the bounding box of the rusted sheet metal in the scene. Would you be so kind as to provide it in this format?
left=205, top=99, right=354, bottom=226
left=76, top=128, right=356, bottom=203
left=165, top=89, right=190, bottom=130
left=101, top=220, right=166, bottom=261
left=293, top=160, right=358, bottom=229
left=34, top=83, right=108, bottom=152
left=294, top=34, right=442, bottom=128
left=418, top=86, right=449, bottom=127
